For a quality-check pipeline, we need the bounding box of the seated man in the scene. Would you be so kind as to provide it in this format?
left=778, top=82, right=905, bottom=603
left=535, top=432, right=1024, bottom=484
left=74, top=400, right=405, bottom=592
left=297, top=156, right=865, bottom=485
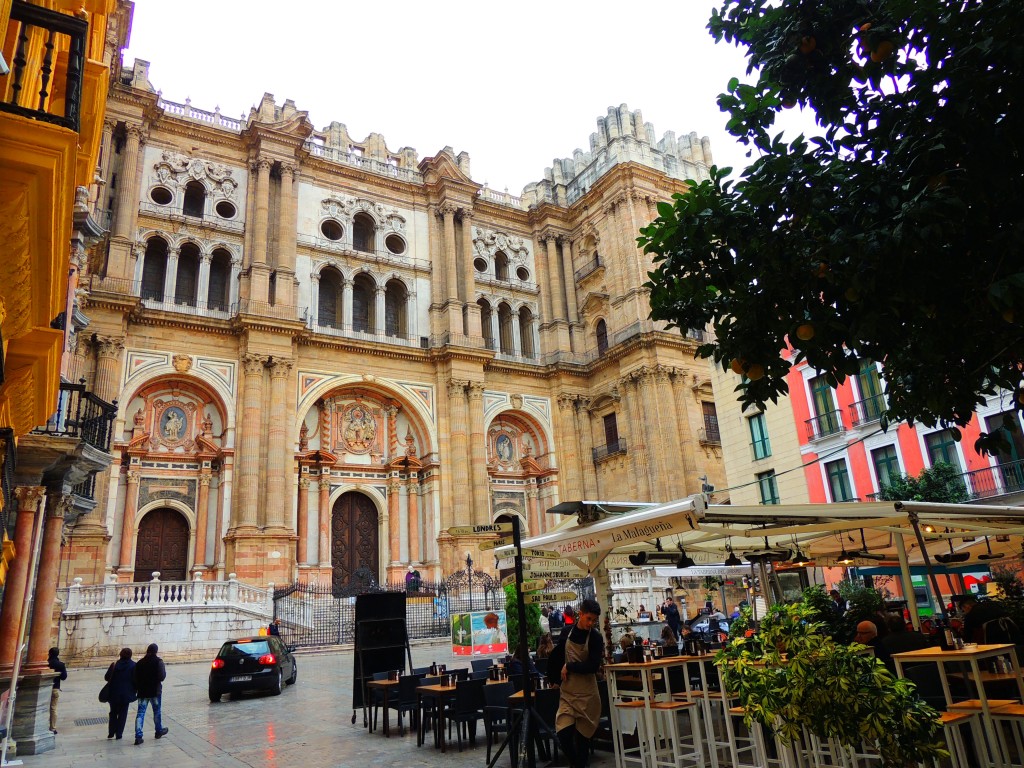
left=853, top=620, right=887, bottom=662
left=959, top=594, right=1019, bottom=645
left=880, top=615, right=930, bottom=673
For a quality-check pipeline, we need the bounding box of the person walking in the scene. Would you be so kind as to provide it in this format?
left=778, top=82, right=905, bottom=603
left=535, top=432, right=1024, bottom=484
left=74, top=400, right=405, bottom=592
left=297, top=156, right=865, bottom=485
left=547, top=598, right=604, bottom=768
left=47, top=647, right=67, bottom=735
left=104, top=648, right=137, bottom=740
left=133, top=643, right=168, bottom=745
left=268, top=618, right=281, bottom=636
left=662, top=598, right=682, bottom=641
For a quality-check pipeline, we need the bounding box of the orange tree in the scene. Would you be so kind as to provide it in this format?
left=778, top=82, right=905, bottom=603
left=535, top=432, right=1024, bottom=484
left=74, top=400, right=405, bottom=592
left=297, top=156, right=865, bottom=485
left=639, top=0, right=1024, bottom=453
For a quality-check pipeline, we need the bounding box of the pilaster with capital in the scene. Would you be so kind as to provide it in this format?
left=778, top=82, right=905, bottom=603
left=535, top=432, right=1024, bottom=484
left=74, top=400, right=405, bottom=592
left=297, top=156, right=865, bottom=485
left=467, top=382, right=488, bottom=526
left=93, top=335, right=125, bottom=404
left=194, top=472, right=212, bottom=568
left=670, top=369, right=700, bottom=493
left=235, top=355, right=267, bottom=528
left=619, top=374, right=652, bottom=499
left=439, top=204, right=461, bottom=317
left=461, top=211, right=481, bottom=336
left=111, top=124, right=145, bottom=242
left=574, top=397, right=598, bottom=499
left=526, top=485, right=541, bottom=535
left=534, top=234, right=554, bottom=324
left=251, top=159, right=273, bottom=267
left=388, top=478, right=402, bottom=566
left=117, top=469, right=141, bottom=570
left=556, top=394, right=583, bottom=503
left=97, top=119, right=115, bottom=206
left=277, top=163, right=297, bottom=273
left=0, top=487, right=45, bottom=668
left=560, top=237, right=579, bottom=325
left=546, top=235, right=566, bottom=322
left=264, top=358, right=293, bottom=528
left=446, top=379, right=470, bottom=530
left=406, top=474, right=420, bottom=563
left=318, top=475, right=331, bottom=566
left=655, top=366, right=685, bottom=499
left=27, top=494, right=72, bottom=664
left=296, top=476, right=310, bottom=565
left=636, top=367, right=667, bottom=500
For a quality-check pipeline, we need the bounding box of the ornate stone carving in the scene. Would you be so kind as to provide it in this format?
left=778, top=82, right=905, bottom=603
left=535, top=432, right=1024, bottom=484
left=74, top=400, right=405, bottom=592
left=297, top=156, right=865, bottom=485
left=473, top=227, right=530, bottom=267
left=437, top=202, right=458, bottom=218
left=171, top=353, right=193, bottom=373
left=96, top=336, right=125, bottom=360
left=13, top=486, right=45, bottom=509
left=270, top=358, right=293, bottom=378
left=447, top=379, right=468, bottom=398
left=319, top=476, right=332, bottom=491
left=151, top=399, right=197, bottom=450
left=242, top=354, right=267, bottom=377
left=509, top=393, right=524, bottom=410
left=298, top=476, right=311, bottom=490
left=557, top=394, right=575, bottom=411
left=340, top=402, right=377, bottom=454
left=298, top=421, right=309, bottom=451
left=467, top=382, right=485, bottom=400
left=198, top=473, right=213, bottom=487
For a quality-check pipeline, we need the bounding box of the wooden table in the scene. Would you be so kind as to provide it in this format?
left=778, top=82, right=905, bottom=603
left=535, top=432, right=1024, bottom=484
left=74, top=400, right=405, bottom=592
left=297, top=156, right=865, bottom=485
left=415, top=683, right=458, bottom=752
left=365, top=679, right=399, bottom=736
left=893, top=643, right=1023, bottom=768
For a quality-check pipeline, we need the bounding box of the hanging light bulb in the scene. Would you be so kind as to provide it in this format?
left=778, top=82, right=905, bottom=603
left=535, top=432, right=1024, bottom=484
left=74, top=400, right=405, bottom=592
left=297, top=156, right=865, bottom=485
left=724, top=538, right=742, bottom=567
left=791, top=547, right=811, bottom=567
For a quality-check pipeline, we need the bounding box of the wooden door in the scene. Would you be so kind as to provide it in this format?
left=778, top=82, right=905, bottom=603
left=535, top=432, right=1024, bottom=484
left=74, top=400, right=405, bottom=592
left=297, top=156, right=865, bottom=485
left=134, top=508, right=189, bottom=581
left=331, top=492, right=379, bottom=592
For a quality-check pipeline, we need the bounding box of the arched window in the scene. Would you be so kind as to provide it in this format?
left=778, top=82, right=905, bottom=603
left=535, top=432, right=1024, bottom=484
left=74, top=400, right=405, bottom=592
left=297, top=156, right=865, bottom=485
left=596, top=319, right=609, bottom=355
left=478, top=299, right=494, bottom=350
left=208, top=249, right=232, bottom=311
left=352, top=273, right=375, bottom=333
left=519, top=306, right=535, bottom=358
left=384, top=279, right=407, bottom=338
left=175, top=243, right=200, bottom=306
left=141, top=237, right=168, bottom=301
left=318, top=268, right=344, bottom=329
left=352, top=213, right=375, bottom=253
left=498, top=302, right=514, bottom=355
left=182, top=180, right=206, bottom=217
left=495, top=251, right=510, bottom=281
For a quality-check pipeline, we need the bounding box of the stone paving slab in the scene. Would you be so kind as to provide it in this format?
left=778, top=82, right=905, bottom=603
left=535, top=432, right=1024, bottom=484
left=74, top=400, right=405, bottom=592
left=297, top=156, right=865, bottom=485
left=18, top=640, right=614, bottom=768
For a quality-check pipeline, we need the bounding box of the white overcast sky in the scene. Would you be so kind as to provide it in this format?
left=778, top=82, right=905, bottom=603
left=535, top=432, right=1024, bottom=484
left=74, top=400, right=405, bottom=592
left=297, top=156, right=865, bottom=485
left=125, top=0, right=817, bottom=195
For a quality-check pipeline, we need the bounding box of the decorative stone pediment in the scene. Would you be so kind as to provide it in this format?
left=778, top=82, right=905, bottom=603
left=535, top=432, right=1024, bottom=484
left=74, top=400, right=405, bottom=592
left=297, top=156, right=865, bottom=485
left=320, top=195, right=404, bottom=230
left=473, top=227, right=530, bottom=266
left=579, top=291, right=609, bottom=317
left=154, top=150, right=237, bottom=197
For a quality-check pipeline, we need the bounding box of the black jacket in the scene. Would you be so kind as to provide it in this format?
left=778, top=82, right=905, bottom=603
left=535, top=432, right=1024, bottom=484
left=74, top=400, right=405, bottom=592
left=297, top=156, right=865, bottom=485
left=546, top=625, right=604, bottom=687
left=133, top=653, right=166, bottom=699
left=48, top=657, right=67, bottom=690
left=105, top=659, right=137, bottom=705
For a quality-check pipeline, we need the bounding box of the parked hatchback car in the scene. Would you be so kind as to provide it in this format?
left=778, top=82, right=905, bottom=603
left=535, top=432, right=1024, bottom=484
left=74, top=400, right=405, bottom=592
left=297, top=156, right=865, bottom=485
left=209, top=636, right=297, bottom=702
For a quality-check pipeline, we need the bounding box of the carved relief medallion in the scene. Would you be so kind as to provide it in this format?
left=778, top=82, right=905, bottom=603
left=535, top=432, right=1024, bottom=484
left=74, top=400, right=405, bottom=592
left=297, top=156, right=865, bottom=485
left=340, top=403, right=377, bottom=454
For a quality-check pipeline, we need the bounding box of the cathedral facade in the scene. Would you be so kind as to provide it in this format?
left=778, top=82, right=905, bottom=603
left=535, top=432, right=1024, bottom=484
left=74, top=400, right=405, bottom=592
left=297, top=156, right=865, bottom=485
left=67, top=59, right=727, bottom=588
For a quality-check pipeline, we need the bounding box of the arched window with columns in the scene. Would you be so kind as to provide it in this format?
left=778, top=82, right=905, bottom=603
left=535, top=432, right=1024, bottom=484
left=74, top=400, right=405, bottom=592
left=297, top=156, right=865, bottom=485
left=175, top=242, right=200, bottom=306
left=519, top=306, right=535, bottom=358
left=352, top=273, right=375, bottom=333
left=182, top=180, right=206, bottom=217
left=478, top=299, right=494, bottom=350
left=596, top=318, right=609, bottom=355
left=207, top=249, right=232, bottom=311
left=497, top=302, right=514, bottom=354
left=384, top=279, right=408, bottom=338
left=495, top=251, right=510, bottom=281
left=353, top=213, right=375, bottom=253
left=318, top=267, right=344, bottom=329
left=141, top=236, right=168, bottom=301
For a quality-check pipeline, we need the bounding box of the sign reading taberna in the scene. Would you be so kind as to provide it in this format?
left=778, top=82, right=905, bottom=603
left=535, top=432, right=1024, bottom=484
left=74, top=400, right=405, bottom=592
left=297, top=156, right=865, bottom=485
left=447, top=523, right=513, bottom=536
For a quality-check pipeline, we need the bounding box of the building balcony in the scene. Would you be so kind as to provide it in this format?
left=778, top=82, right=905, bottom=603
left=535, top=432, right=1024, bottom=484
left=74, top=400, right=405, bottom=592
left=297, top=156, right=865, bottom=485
left=303, top=141, right=423, bottom=183
left=698, top=426, right=722, bottom=446
left=305, top=316, right=425, bottom=348
left=575, top=256, right=603, bottom=283
left=593, top=439, right=627, bottom=462
left=31, top=380, right=117, bottom=455
left=849, top=394, right=886, bottom=427
left=804, top=410, right=845, bottom=442
left=0, top=2, right=88, bottom=132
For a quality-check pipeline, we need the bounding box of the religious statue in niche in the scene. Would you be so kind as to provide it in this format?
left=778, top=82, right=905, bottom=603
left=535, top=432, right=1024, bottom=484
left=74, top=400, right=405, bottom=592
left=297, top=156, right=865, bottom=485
left=163, top=408, right=186, bottom=440
left=151, top=399, right=197, bottom=451
left=340, top=403, right=377, bottom=454
left=495, top=434, right=515, bottom=464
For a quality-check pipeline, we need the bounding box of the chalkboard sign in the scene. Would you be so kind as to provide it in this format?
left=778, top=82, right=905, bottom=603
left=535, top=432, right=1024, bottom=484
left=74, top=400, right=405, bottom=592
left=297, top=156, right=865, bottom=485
left=351, top=593, right=408, bottom=713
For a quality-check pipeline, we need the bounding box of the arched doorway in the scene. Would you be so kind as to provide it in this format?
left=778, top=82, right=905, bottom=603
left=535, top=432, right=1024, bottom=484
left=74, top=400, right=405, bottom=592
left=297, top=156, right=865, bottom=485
left=134, top=508, right=189, bottom=581
left=331, top=491, right=379, bottom=593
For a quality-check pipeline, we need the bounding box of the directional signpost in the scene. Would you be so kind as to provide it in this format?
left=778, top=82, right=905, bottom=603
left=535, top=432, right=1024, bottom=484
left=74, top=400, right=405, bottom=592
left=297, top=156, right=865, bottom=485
left=523, top=590, right=578, bottom=605
left=447, top=523, right=513, bottom=536
left=478, top=537, right=514, bottom=552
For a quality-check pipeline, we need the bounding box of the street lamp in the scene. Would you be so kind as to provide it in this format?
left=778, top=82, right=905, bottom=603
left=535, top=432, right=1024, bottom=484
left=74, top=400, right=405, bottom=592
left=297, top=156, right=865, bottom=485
left=466, top=552, right=474, bottom=611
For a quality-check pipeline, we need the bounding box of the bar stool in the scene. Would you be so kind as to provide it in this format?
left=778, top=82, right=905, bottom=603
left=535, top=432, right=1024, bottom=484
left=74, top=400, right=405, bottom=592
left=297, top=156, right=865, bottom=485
left=648, top=700, right=704, bottom=768
left=928, top=711, right=986, bottom=768
left=725, top=706, right=771, bottom=768
left=613, top=700, right=647, bottom=768
left=989, top=702, right=1024, bottom=768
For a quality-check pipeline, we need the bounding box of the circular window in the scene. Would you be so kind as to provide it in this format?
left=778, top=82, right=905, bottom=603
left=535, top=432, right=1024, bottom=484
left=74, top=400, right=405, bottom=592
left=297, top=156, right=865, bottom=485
left=320, top=219, right=343, bottom=241
left=215, top=200, right=236, bottom=219
left=474, top=258, right=488, bottom=273
left=150, top=187, right=173, bottom=205
left=516, top=266, right=530, bottom=281
left=385, top=234, right=406, bottom=255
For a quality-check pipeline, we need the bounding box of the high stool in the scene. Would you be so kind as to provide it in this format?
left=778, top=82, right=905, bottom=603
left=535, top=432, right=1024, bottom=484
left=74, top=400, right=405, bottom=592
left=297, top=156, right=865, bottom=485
left=990, top=702, right=1024, bottom=768
left=728, top=706, right=780, bottom=768
left=612, top=700, right=647, bottom=768
left=648, top=700, right=704, bottom=768
left=926, top=711, right=986, bottom=768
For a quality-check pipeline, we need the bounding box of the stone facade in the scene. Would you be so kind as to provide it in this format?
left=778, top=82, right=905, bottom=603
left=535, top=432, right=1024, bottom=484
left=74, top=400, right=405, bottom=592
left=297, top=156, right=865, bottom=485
left=69, top=61, right=726, bottom=588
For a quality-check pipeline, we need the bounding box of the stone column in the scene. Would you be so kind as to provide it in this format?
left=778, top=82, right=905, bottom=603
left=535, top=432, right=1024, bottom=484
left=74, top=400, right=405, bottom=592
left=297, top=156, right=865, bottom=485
left=194, top=472, right=212, bottom=568
left=198, top=253, right=211, bottom=308
left=407, top=474, right=419, bottom=563
left=388, top=479, right=401, bottom=568
left=461, top=210, right=481, bottom=336
left=526, top=486, right=540, bottom=535
left=111, top=124, right=143, bottom=240
left=277, top=163, right=297, bottom=305
left=163, top=246, right=179, bottom=303
left=637, top=368, right=667, bottom=501
left=318, top=475, right=331, bottom=566
left=117, top=470, right=140, bottom=570
left=556, top=394, right=583, bottom=502
left=670, top=370, right=700, bottom=496
left=621, top=375, right=652, bottom=499
left=560, top=237, right=579, bottom=324
left=342, top=277, right=353, bottom=331
left=374, top=286, right=386, bottom=336
left=575, top=398, right=598, bottom=498
left=510, top=311, right=522, bottom=356
left=440, top=204, right=463, bottom=335
left=234, top=355, right=267, bottom=528
left=655, top=366, right=685, bottom=500
left=467, top=383, right=488, bottom=526
left=535, top=235, right=554, bottom=324
left=265, top=358, right=293, bottom=528
left=68, top=336, right=91, bottom=392
left=96, top=118, right=115, bottom=212
left=93, top=335, right=124, bottom=403
left=446, top=379, right=469, bottom=530
left=249, top=158, right=273, bottom=303
left=0, top=487, right=45, bottom=668
left=296, top=477, right=310, bottom=565
left=489, top=306, right=499, bottom=350
left=26, top=494, right=70, bottom=665
left=547, top=235, right=566, bottom=321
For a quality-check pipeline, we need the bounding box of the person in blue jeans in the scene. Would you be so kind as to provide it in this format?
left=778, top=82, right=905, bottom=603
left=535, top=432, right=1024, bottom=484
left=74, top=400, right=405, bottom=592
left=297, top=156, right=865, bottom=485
left=132, top=643, right=168, bottom=745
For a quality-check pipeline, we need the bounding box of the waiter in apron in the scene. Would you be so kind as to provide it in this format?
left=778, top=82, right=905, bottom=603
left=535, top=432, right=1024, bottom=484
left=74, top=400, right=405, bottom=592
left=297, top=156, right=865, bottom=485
left=547, top=598, right=604, bottom=768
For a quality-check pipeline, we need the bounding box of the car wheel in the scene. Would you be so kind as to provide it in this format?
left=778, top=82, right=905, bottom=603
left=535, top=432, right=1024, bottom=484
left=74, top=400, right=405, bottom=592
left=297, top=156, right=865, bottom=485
left=209, top=688, right=221, bottom=703
left=271, top=669, right=283, bottom=696
left=288, top=661, right=297, bottom=685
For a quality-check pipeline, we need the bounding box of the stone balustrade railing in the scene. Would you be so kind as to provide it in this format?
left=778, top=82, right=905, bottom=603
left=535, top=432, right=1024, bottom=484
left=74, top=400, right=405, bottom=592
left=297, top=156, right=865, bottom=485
left=62, top=572, right=274, bottom=617
left=609, top=568, right=671, bottom=590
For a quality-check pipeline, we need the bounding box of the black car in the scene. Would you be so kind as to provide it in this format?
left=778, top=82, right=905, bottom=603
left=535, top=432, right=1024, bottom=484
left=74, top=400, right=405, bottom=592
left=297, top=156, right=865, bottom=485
left=209, top=636, right=297, bottom=702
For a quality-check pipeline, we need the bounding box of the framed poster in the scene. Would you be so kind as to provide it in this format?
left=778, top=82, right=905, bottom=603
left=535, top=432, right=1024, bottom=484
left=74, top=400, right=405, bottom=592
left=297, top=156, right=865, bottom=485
left=450, top=610, right=509, bottom=656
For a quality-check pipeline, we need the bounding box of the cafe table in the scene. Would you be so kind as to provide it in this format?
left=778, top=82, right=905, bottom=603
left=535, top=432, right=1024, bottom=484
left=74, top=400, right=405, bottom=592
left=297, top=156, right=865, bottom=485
left=893, top=643, right=1023, bottom=768
left=365, top=678, right=400, bottom=736
left=415, top=682, right=459, bottom=752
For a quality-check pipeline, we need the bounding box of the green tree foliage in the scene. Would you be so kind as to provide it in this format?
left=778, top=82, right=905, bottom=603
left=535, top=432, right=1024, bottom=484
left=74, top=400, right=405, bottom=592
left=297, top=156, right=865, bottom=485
left=504, top=584, right=541, bottom=655
left=639, top=0, right=1024, bottom=454
left=990, top=566, right=1024, bottom=633
left=876, top=461, right=969, bottom=503
left=717, top=599, right=947, bottom=766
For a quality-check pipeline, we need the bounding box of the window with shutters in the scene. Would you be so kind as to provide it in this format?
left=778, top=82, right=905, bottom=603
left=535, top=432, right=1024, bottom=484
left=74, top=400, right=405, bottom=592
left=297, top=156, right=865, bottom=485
left=596, top=319, right=608, bottom=355
left=519, top=307, right=535, bottom=358
left=498, top=303, right=514, bottom=354
left=603, top=413, right=619, bottom=448
left=352, top=213, right=375, bottom=253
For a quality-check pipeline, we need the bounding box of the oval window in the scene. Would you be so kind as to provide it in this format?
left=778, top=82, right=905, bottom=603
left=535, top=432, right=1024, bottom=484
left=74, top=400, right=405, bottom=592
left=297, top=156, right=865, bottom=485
left=320, top=219, right=343, bottom=241
left=215, top=200, right=236, bottom=219
left=516, top=266, right=530, bottom=282
left=150, top=187, right=173, bottom=205
left=474, top=258, right=488, bottom=273
left=385, top=234, right=406, bottom=255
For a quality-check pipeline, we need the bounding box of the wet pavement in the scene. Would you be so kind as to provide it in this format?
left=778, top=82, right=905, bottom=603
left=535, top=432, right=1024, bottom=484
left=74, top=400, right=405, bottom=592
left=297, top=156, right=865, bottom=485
left=28, top=640, right=614, bottom=768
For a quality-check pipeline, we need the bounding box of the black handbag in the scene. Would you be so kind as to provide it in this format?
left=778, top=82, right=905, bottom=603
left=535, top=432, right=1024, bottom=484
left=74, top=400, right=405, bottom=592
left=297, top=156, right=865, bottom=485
left=98, top=682, right=111, bottom=703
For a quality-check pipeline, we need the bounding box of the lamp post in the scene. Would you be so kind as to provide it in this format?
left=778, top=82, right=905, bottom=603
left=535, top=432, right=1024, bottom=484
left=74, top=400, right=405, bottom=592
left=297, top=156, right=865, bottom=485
left=466, top=552, right=474, bottom=611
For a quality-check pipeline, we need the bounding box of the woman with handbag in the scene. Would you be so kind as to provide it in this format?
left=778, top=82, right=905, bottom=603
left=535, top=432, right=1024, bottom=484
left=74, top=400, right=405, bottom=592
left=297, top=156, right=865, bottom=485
left=104, top=648, right=137, bottom=739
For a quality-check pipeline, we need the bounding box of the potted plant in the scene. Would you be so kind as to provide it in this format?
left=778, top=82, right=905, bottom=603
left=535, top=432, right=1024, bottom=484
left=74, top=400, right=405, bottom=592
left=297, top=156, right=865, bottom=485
left=717, top=599, right=947, bottom=766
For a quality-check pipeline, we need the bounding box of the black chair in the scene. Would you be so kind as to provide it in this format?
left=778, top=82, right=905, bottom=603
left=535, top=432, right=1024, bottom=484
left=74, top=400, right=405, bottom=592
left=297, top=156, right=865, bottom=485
left=531, top=687, right=562, bottom=762
left=412, top=666, right=431, bottom=676
left=448, top=678, right=486, bottom=751
left=662, top=645, right=680, bottom=657
left=368, top=671, right=390, bottom=732
left=483, top=680, right=515, bottom=761
left=471, top=668, right=491, bottom=680
left=416, top=675, right=443, bottom=746
left=903, top=663, right=950, bottom=710
left=472, top=658, right=494, bottom=672
left=393, top=674, right=423, bottom=736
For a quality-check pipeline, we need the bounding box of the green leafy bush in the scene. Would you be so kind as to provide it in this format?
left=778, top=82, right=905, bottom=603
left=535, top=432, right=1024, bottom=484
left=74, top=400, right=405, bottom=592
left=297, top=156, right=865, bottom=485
left=504, top=583, right=541, bottom=655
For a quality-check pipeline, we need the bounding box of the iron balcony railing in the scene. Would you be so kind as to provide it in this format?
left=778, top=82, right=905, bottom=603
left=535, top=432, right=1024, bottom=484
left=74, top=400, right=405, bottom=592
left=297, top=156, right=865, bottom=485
left=849, top=394, right=886, bottom=427
left=805, top=410, right=845, bottom=441
left=870, top=460, right=1024, bottom=502
left=698, top=426, right=722, bottom=445
left=592, top=439, right=627, bottom=462
left=71, top=471, right=97, bottom=502
left=1, top=1, right=87, bottom=131
left=32, top=381, right=117, bottom=454
left=575, top=256, right=603, bottom=283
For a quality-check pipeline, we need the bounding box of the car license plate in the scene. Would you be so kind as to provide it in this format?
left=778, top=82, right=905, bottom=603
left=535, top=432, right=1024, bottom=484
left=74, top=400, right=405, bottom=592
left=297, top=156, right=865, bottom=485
left=230, top=675, right=252, bottom=682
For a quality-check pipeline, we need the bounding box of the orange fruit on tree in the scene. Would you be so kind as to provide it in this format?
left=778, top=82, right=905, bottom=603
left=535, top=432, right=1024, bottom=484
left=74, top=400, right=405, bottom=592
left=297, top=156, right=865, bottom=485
left=781, top=96, right=797, bottom=109
left=799, top=36, right=816, bottom=54
left=815, top=262, right=828, bottom=278
left=746, top=364, right=766, bottom=381
left=859, top=22, right=872, bottom=32
left=796, top=323, right=815, bottom=341
left=870, top=40, right=895, bottom=62
left=730, top=358, right=745, bottom=375
left=1002, top=309, right=1015, bottom=323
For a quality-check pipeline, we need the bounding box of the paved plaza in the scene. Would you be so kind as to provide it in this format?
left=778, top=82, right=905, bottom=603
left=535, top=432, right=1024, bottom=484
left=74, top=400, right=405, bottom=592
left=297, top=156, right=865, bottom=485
left=25, top=640, right=615, bottom=768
